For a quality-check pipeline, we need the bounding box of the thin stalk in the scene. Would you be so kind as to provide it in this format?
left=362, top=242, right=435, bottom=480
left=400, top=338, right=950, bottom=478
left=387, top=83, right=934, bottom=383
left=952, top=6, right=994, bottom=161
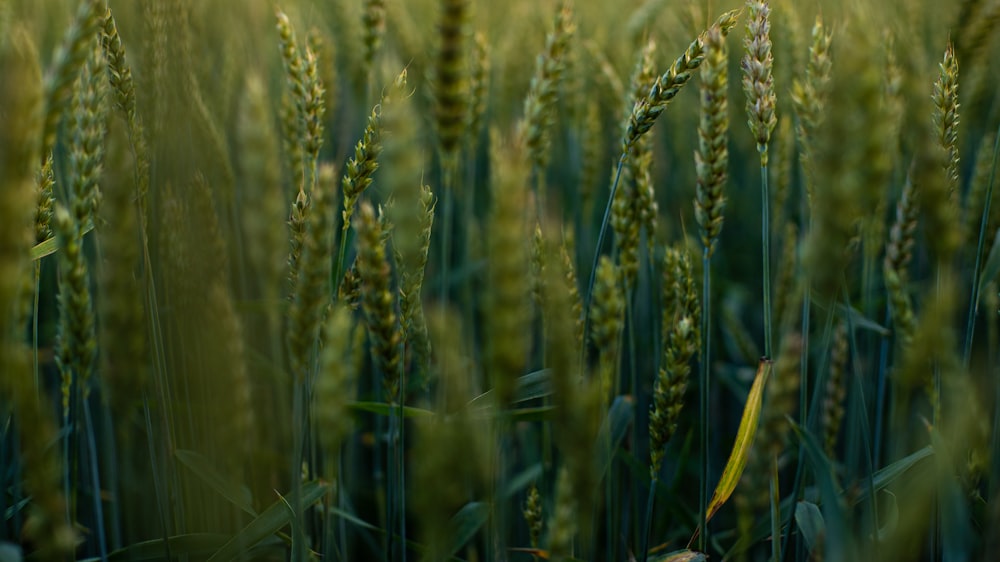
left=963, top=128, right=1000, bottom=366
left=463, top=159, right=478, bottom=366
left=394, top=350, right=407, bottom=562
left=638, top=237, right=660, bottom=562
left=699, top=248, right=711, bottom=552
left=842, top=286, right=879, bottom=560
left=291, top=381, right=306, bottom=562
left=33, top=262, right=40, bottom=399
left=873, top=301, right=892, bottom=468
left=582, top=155, right=626, bottom=366
left=781, top=287, right=812, bottom=561
left=143, top=396, right=172, bottom=561
left=762, top=164, right=773, bottom=359
left=338, top=454, right=348, bottom=560
left=100, top=406, right=122, bottom=550
left=770, top=455, right=781, bottom=562
left=439, top=168, right=455, bottom=308
left=83, top=398, right=108, bottom=562
left=639, top=476, right=658, bottom=562
left=492, top=413, right=510, bottom=562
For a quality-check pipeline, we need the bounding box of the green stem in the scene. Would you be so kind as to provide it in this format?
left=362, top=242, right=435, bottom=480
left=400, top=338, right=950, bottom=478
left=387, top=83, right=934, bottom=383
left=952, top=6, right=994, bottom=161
left=699, top=249, right=711, bottom=553
left=769, top=456, right=780, bottom=562
left=439, top=168, right=454, bottom=308
left=291, top=381, right=306, bottom=562
left=32, top=261, right=40, bottom=400
left=639, top=476, right=658, bottom=562
left=83, top=398, right=108, bottom=562
left=761, top=163, right=773, bottom=359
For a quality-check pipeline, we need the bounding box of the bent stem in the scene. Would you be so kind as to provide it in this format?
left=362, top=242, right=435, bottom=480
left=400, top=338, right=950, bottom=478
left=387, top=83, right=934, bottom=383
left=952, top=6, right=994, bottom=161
left=964, top=127, right=1000, bottom=366
left=582, top=154, right=626, bottom=366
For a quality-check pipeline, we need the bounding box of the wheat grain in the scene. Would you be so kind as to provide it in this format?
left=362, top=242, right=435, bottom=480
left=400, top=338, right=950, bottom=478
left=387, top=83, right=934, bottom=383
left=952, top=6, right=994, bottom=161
left=355, top=200, right=403, bottom=402
left=649, top=245, right=700, bottom=476
left=624, top=8, right=740, bottom=151
left=932, top=42, right=960, bottom=202
left=694, top=24, right=729, bottom=258
left=485, top=132, right=531, bottom=408
left=434, top=0, right=470, bottom=177
left=742, top=0, right=777, bottom=166
left=518, top=1, right=575, bottom=174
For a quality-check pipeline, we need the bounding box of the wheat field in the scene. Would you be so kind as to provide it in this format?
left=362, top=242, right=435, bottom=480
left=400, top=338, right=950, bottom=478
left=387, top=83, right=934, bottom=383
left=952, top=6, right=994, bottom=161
left=2, top=0, right=1000, bottom=561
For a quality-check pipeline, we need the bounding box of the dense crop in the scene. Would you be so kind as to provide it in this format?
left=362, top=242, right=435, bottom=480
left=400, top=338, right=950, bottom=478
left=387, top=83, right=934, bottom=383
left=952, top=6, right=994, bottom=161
left=2, top=1, right=1000, bottom=561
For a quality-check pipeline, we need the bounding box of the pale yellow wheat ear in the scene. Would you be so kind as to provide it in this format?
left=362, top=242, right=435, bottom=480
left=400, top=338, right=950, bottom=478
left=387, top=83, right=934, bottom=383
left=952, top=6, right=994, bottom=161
left=41, top=0, right=103, bottom=158
left=541, top=236, right=602, bottom=549
left=361, top=0, right=386, bottom=73
left=287, top=164, right=337, bottom=381
left=0, top=27, right=42, bottom=320
left=56, top=42, right=106, bottom=412
left=102, top=7, right=151, bottom=221
left=589, top=255, right=623, bottom=402
left=434, top=0, right=470, bottom=179
left=236, top=71, right=285, bottom=339
left=790, top=14, right=832, bottom=199
left=518, top=0, right=575, bottom=175
left=803, top=14, right=890, bottom=302
left=355, top=200, right=403, bottom=402
left=932, top=41, right=960, bottom=203
left=614, top=38, right=657, bottom=291
left=340, top=101, right=384, bottom=234
left=624, top=8, right=740, bottom=151
left=467, top=31, right=490, bottom=141
left=649, top=245, right=700, bottom=477
left=694, top=24, right=729, bottom=258
left=413, top=305, right=489, bottom=561
left=742, top=0, right=777, bottom=166
left=384, top=69, right=436, bottom=377
left=823, top=321, right=848, bottom=456
left=97, top=117, right=148, bottom=428
left=0, top=31, right=70, bottom=555
left=485, top=131, right=531, bottom=409
left=276, top=10, right=326, bottom=192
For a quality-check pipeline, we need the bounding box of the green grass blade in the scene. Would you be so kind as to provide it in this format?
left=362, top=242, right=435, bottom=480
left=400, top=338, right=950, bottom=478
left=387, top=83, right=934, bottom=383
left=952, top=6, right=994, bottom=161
left=770, top=457, right=781, bottom=562
left=595, top=395, right=634, bottom=481
left=860, top=446, right=935, bottom=503
left=835, top=303, right=890, bottom=336
left=175, top=449, right=256, bottom=516
left=790, top=419, right=854, bottom=562
left=649, top=549, right=707, bottom=562
left=323, top=504, right=381, bottom=531
left=30, top=236, right=59, bottom=260
left=206, top=480, right=328, bottom=562
left=727, top=444, right=934, bottom=559
left=448, top=502, right=488, bottom=557
left=29, top=222, right=94, bottom=261
left=78, top=534, right=237, bottom=561
left=348, top=401, right=434, bottom=418
left=468, top=369, right=553, bottom=408
left=975, top=229, right=1000, bottom=295
left=504, top=463, right=543, bottom=499
left=794, top=501, right=825, bottom=556
left=930, top=429, right=972, bottom=562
